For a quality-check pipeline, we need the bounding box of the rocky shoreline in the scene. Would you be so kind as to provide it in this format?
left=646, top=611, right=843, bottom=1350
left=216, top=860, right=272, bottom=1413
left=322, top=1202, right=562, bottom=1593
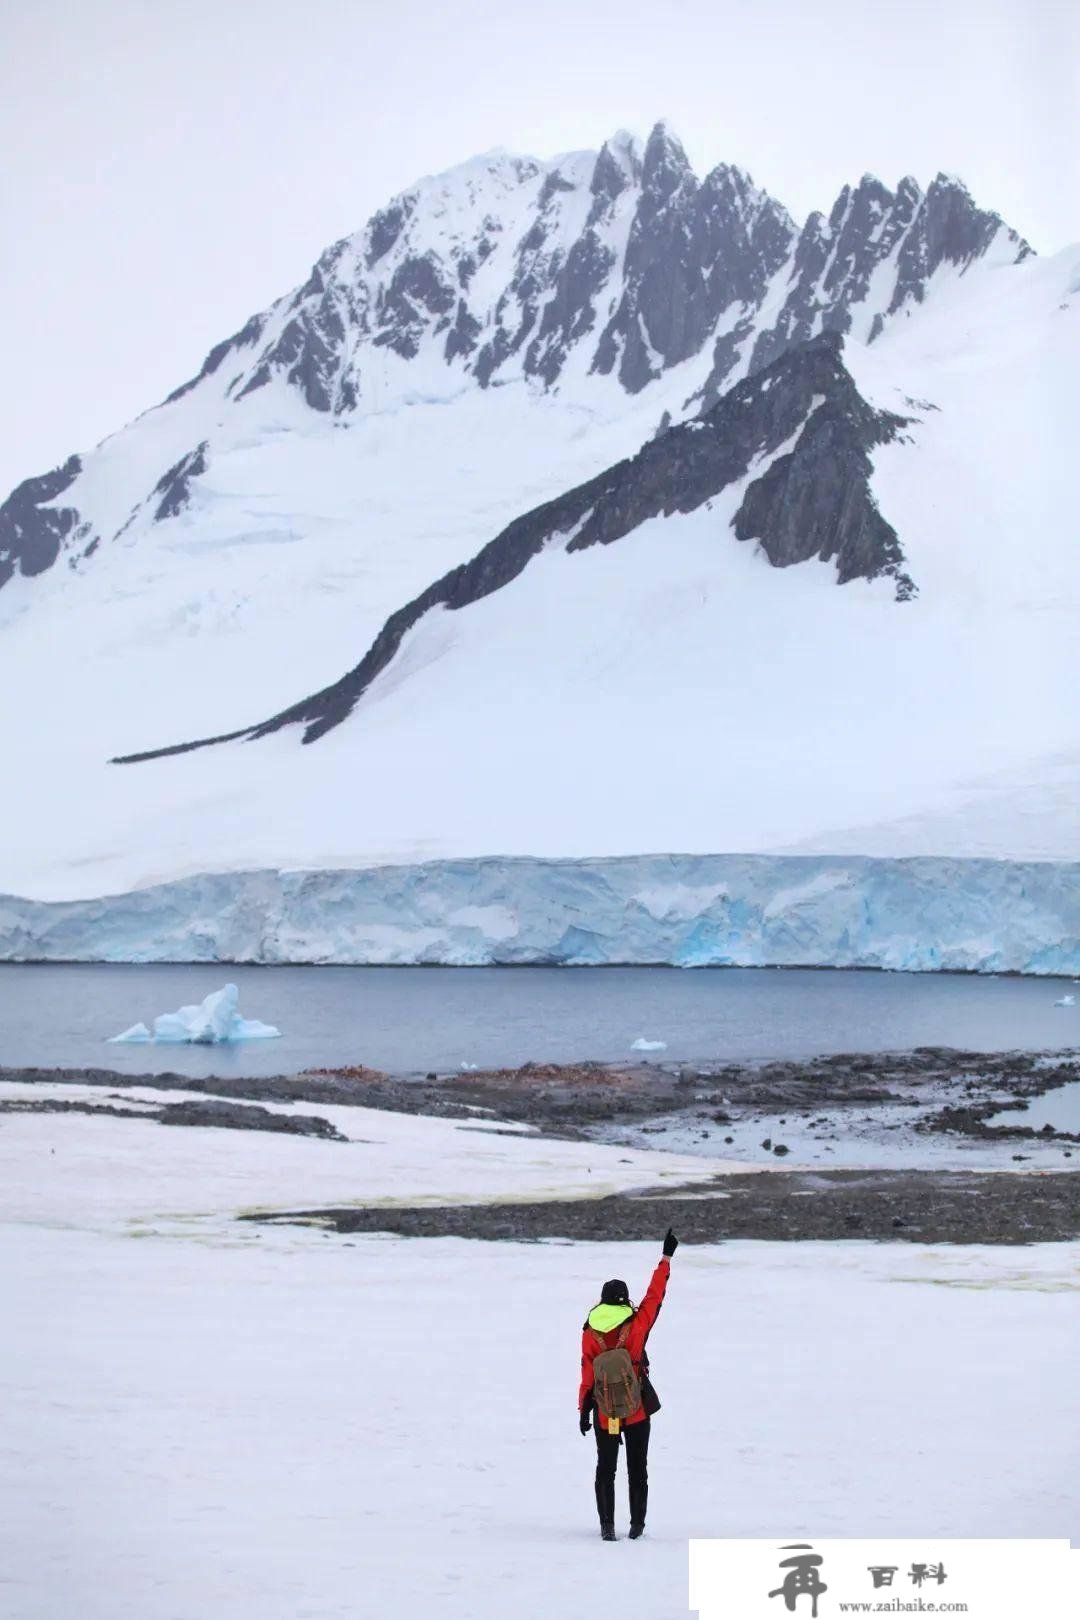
left=246, top=1169, right=1080, bottom=1246
left=3, top=1046, right=1078, bottom=1243
left=6, top=1042, right=1077, bottom=1136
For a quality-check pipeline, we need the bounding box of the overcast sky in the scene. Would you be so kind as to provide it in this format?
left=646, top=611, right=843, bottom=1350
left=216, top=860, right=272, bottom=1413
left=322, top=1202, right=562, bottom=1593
left=1, top=0, right=1077, bottom=494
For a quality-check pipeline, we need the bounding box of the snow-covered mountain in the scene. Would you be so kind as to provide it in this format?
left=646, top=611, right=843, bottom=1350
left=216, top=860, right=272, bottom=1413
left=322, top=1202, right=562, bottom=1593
left=0, top=123, right=1029, bottom=599
left=0, top=123, right=1077, bottom=967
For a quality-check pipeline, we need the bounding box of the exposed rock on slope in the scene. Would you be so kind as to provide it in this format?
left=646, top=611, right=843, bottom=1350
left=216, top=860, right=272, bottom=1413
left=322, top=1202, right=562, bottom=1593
left=0, top=456, right=89, bottom=588
left=115, top=331, right=911, bottom=759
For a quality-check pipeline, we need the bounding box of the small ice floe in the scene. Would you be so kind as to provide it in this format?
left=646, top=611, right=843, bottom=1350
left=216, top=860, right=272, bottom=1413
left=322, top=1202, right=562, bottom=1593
left=1054, top=994, right=1076, bottom=1008
left=109, top=983, right=281, bottom=1045
left=631, top=1037, right=668, bottom=1052
left=460, top=1061, right=479, bottom=1071
left=111, top=1022, right=152, bottom=1043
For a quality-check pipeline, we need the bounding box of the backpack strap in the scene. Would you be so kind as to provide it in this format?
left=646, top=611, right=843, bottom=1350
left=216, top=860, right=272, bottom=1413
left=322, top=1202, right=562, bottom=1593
left=615, top=1324, right=629, bottom=1349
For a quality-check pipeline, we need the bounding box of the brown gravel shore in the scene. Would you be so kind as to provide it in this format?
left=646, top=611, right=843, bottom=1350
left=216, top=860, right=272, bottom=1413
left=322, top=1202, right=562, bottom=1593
left=5, top=1048, right=1078, bottom=1243
left=4, top=1044, right=1078, bottom=1141
left=247, top=1168, right=1080, bottom=1245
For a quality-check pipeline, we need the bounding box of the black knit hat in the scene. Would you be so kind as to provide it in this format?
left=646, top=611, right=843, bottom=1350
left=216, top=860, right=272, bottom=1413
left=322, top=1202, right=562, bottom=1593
left=600, top=1278, right=630, bottom=1305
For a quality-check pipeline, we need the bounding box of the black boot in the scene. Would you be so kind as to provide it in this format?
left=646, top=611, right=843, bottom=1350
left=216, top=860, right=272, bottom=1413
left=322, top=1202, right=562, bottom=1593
left=600, top=1524, right=616, bottom=1541
left=628, top=1523, right=645, bottom=1539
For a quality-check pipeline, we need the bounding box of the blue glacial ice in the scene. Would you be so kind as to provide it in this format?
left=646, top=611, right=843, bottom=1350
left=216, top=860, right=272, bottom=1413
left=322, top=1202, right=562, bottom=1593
left=108, top=982, right=280, bottom=1043
left=2, top=854, right=1078, bottom=973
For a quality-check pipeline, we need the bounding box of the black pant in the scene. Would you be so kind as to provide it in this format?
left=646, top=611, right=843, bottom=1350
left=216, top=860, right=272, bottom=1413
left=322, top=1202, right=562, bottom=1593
left=594, top=1416, right=650, bottom=1529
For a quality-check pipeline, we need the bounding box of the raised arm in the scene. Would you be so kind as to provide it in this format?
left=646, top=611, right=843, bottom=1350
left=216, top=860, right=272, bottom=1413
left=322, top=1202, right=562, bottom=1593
left=627, top=1229, right=679, bottom=1358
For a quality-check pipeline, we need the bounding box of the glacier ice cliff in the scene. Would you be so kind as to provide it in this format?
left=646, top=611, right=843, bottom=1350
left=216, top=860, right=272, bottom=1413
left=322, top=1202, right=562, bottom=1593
left=1, top=855, right=1078, bottom=974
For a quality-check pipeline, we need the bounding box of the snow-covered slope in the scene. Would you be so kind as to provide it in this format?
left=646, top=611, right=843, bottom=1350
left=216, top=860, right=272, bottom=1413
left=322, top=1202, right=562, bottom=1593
left=0, top=126, right=1075, bottom=959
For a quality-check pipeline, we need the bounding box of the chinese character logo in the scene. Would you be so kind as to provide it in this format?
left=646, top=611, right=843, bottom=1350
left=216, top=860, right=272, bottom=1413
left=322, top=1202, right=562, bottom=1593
left=909, top=1562, right=947, bottom=1587
left=768, top=1545, right=828, bottom=1616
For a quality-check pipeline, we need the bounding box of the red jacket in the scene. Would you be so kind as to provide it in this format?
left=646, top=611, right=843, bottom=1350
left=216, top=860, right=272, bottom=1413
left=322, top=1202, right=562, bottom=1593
left=578, top=1257, right=670, bottom=1433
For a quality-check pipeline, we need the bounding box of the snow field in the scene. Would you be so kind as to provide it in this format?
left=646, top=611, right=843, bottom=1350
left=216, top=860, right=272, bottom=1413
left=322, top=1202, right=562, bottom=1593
left=0, top=1093, right=721, bottom=1236
left=2, top=1098, right=1078, bottom=1617
left=3, top=1223, right=1077, bottom=1620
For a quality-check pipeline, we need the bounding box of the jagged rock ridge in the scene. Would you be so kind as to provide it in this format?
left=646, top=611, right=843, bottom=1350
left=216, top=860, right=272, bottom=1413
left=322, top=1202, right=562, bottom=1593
left=0, top=124, right=1028, bottom=595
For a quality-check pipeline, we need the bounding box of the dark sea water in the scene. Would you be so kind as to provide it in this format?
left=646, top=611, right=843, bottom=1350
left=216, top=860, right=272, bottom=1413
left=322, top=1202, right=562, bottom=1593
left=0, top=962, right=1076, bottom=1079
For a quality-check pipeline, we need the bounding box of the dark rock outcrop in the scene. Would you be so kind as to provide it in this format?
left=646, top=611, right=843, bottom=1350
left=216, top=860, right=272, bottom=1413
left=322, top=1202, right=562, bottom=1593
left=729, top=171, right=1029, bottom=391
left=236, top=290, right=356, bottom=413
left=473, top=159, right=585, bottom=387
left=115, top=331, right=912, bottom=762
left=525, top=228, right=616, bottom=386
left=0, top=1091, right=346, bottom=1140
left=733, top=387, right=914, bottom=595
left=158, top=1098, right=345, bottom=1139
left=152, top=442, right=209, bottom=522
left=372, top=251, right=457, bottom=360
left=365, top=196, right=416, bottom=268
left=0, top=455, right=87, bottom=588
left=886, top=172, right=1032, bottom=316
left=163, top=312, right=268, bottom=406
left=594, top=128, right=796, bottom=393
left=234, top=237, right=366, bottom=413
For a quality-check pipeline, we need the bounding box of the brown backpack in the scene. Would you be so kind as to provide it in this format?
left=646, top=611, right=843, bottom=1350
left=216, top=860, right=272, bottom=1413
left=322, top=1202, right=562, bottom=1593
left=592, top=1324, right=641, bottom=1423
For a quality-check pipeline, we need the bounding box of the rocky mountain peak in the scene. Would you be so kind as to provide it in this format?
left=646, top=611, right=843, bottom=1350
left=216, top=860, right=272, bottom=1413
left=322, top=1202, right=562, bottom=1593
left=0, top=128, right=1035, bottom=598
left=147, top=131, right=1032, bottom=424
left=640, top=121, right=695, bottom=198
left=918, top=170, right=1031, bottom=269
left=590, top=142, right=629, bottom=202
left=591, top=130, right=642, bottom=201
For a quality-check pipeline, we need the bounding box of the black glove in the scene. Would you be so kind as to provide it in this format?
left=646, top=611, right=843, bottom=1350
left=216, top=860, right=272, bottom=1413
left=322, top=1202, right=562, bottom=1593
left=663, top=1227, right=679, bottom=1258
left=579, top=1396, right=594, bottom=1436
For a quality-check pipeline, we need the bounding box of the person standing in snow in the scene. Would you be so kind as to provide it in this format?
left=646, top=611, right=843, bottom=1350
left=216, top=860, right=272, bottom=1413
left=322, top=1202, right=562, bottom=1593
left=578, top=1228, right=679, bottom=1541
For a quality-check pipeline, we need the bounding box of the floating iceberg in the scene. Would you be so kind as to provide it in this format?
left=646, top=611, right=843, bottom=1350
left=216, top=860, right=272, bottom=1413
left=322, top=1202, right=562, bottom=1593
left=631, top=1037, right=668, bottom=1051
left=1054, top=994, right=1076, bottom=1008
left=109, top=983, right=280, bottom=1044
